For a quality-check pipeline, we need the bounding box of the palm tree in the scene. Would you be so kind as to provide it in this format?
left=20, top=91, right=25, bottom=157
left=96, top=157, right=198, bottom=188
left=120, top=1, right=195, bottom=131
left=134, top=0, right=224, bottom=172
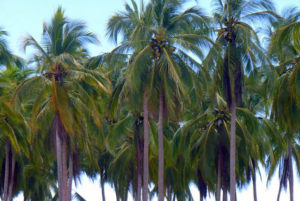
left=107, top=2, right=155, bottom=199
left=0, top=67, right=32, bottom=201
left=15, top=7, right=110, bottom=201
left=267, top=8, right=300, bottom=201
left=0, top=29, right=26, bottom=70
left=107, top=1, right=211, bottom=200
left=0, top=29, right=15, bottom=69
left=205, top=1, right=277, bottom=200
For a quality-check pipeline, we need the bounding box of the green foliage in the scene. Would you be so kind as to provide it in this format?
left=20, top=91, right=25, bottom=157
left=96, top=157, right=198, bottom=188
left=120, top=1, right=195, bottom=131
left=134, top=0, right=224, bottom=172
left=0, top=1, right=300, bottom=201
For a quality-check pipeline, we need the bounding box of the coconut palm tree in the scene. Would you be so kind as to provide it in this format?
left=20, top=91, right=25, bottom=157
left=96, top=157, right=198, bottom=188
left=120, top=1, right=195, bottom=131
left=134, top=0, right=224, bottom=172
left=0, top=29, right=27, bottom=70
left=0, top=67, right=32, bottom=201
left=15, top=7, right=110, bottom=201
left=0, top=29, right=17, bottom=69
left=267, top=8, right=300, bottom=201
left=107, top=1, right=211, bottom=200
left=204, top=1, right=277, bottom=200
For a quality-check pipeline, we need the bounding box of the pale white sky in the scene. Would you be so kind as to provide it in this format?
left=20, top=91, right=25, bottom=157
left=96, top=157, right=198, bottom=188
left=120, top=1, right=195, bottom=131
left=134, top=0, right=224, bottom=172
left=0, top=0, right=299, bottom=200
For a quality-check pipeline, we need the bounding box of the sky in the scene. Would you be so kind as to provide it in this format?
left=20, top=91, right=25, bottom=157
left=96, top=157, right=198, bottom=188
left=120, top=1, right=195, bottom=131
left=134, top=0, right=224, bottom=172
left=0, top=0, right=300, bottom=200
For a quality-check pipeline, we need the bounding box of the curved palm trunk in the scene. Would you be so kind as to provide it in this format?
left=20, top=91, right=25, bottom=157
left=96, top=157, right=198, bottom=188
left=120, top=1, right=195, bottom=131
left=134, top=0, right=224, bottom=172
left=143, top=92, right=149, bottom=201
left=288, top=143, right=294, bottom=201
left=277, top=177, right=283, bottom=201
left=229, top=100, right=236, bottom=201
left=158, top=90, right=164, bottom=201
left=3, top=142, right=10, bottom=201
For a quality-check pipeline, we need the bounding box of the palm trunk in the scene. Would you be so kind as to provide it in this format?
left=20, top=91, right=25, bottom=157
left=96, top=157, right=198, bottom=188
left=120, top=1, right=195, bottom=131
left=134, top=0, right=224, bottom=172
left=158, top=90, right=164, bottom=201
left=4, top=142, right=10, bottom=201
left=252, top=164, right=257, bottom=201
left=56, top=116, right=64, bottom=201
left=8, top=154, right=15, bottom=201
left=277, top=178, right=283, bottom=201
left=223, top=185, right=228, bottom=201
left=136, top=167, right=142, bottom=201
left=216, top=151, right=222, bottom=201
left=136, top=126, right=142, bottom=201
left=116, top=190, right=120, bottom=201
left=100, top=170, right=106, bottom=201
left=166, top=186, right=171, bottom=201
left=229, top=100, right=236, bottom=201
left=172, top=192, right=175, bottom=201
left=62, top=136, right=68, bottom=201
left=125, top=181, right=129, bottom=201
left=143, top=92, right=149, bottom=201
left=288, top=142, right=294, bottom=201
left=68, top=154, right=73, bottom=201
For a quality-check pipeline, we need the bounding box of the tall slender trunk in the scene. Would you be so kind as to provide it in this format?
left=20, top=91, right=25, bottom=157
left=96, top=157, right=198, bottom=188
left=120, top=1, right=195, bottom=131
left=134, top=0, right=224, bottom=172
left=136, top=168, right=142, bottom=201
left=100, top=170, right=106, bottom=201
left=56, top=120, right=64, bottom=201
left=288, top=143, right=294, bottom=201
left=172, top=192, right=175, bottom=201
left=125, top=181, right=129, bottom=201
left=223, top=185, right=228, bottom=201
left=166, top=186, right=171, bottom=201
left=216, top=150, right=222, bottom=201
left=4, top=142, right=10, bottom=201
left=229, top=100, right=236, bottom=201
left=62, top=136, right=68, bottom=201
left=277, top=178, right=283, bottom=201
left=8, top=154, right=15, bottom=201
left=143, top=92, right=149, bottom=201
left=158, top=90, right=164, bottom=201
left=116, top=190, right=120, bottom=201
left=136, top=126, right=142, bottom=201
left=252, top=163, right=257, bottom=201
left=68, top=154, right=73, bottom=201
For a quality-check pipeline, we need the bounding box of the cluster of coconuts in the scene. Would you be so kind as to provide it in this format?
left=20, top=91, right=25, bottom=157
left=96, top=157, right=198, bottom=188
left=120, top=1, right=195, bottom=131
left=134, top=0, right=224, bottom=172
left=150, top=37, right=167, bottom=59
left=44, top=63, right=69, bottom=82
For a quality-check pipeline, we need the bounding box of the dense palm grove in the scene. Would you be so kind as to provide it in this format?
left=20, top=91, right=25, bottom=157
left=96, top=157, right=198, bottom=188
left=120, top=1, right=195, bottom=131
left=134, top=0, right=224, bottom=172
left=0, top=0, right=299, bottom=201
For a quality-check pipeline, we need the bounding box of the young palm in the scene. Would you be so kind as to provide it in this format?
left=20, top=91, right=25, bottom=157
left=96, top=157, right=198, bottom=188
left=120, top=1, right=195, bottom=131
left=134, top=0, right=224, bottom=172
left=16, top=7, right=110, bottom=201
